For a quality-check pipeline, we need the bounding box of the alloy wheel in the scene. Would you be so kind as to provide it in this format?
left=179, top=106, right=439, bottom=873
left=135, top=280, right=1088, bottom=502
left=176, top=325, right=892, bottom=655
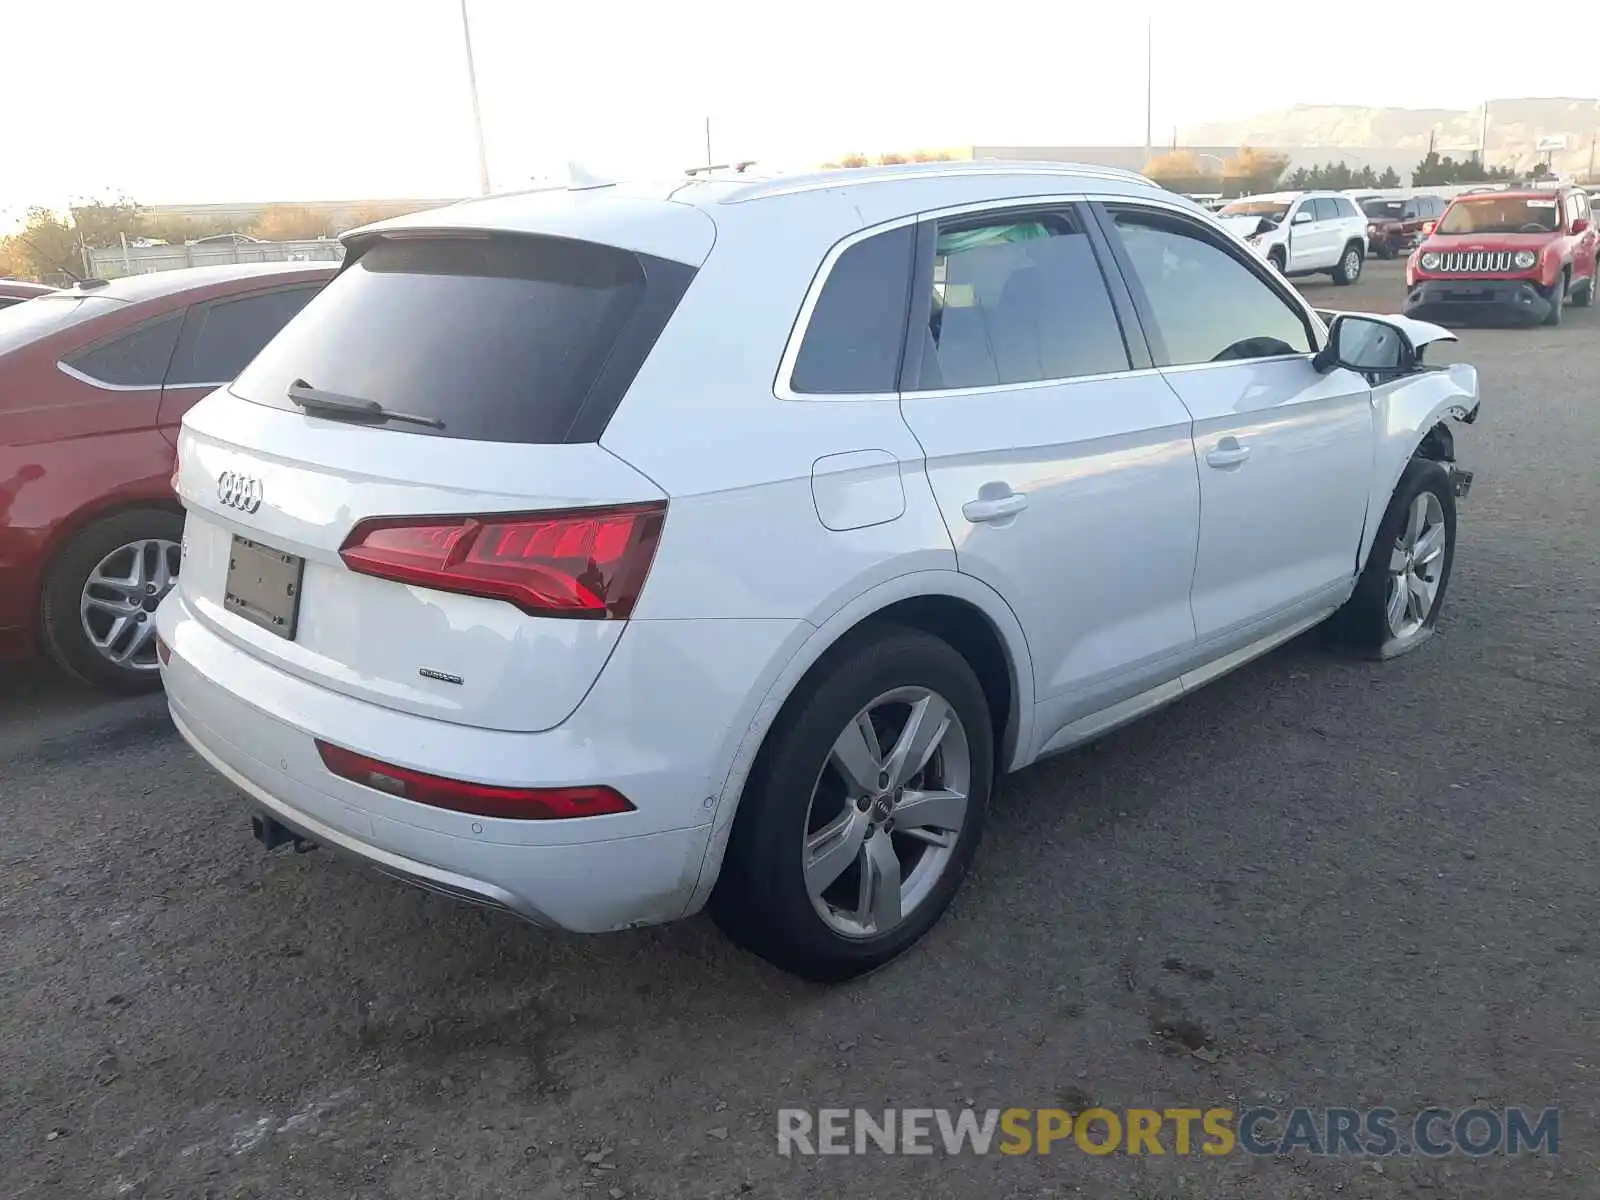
left=1385, top=492, right=1446, bottom=640
left=79, top=539, right=181, bottom=671
left=802, top=686, right=971, bottom=939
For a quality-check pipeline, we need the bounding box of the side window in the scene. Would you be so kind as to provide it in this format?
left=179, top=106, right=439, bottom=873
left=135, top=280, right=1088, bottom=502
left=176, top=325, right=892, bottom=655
left=790, top=225, right=914, bottom=395
left=62, top=313, right=182, bottom=388
left=1403, top=201, right=1420, bottom=220
left=1336, top=197, right=1361, bottom=220
left=169, top=286, right=321, bottom=386
left=1312, top=198, right=1340, bottom=222
left=1105, top=206, right=1314, bottom=367
left=917, top=210, right=1128, bottom=390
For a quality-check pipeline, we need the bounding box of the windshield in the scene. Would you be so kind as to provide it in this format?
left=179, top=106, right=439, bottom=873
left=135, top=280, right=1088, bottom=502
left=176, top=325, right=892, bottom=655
left=1436, top=196, right=1561, bottom=236
left=0, top=294, right=118, bottom=356
left=1218, top=200, right=1291, bottom=223
left=1363, top=200, right=1405, bottom=219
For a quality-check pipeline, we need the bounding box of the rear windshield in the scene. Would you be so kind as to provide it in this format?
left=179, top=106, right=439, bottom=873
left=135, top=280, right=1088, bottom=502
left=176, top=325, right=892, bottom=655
left=1363, top=199, right=1405, bottom=219
left=1436, top=196, right=1561, bottom=236
left=231, top=233, right=690, bottom=443
left=0, top=294, right=120, bottom=356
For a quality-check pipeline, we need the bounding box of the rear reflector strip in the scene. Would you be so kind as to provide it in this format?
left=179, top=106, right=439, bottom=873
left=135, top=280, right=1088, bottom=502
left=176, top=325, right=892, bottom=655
left=316, top=740, right=635, bottom=821
left=338, top=502, right=666, bottom=619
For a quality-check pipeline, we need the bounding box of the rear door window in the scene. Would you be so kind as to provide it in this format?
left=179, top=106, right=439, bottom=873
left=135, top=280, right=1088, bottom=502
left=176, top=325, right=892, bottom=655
left=62, top=313, right=182, bottom=388
left=231, top=234, right=693, bottom=443
left=168, top=285, right=323, bottom=386
left=789, top=225, right=914, bottom=394
left=915, top=211, right=1129, bottom=389
left=1312, top=198, right=1340, bottom=222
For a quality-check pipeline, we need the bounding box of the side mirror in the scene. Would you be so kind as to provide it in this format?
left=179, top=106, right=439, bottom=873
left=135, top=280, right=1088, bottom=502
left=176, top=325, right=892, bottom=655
left=1572, top=217, right=1591, bottom=234
left=1314, top=313, right=1416, bottom=377
left=1292, top=209, right=1314, bottom=225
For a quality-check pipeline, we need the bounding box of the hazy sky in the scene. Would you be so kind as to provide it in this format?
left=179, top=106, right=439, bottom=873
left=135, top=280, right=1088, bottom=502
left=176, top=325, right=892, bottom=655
left=5, top=0, right=1594, bottom=214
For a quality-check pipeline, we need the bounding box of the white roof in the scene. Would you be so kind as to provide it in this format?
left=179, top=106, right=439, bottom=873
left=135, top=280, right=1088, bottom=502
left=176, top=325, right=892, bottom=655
left=344, top=160, right=1175, bottom=266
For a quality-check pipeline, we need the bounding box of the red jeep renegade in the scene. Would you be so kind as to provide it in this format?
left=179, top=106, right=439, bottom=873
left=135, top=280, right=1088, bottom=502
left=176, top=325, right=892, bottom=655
left=1404, top=185, right=1600, bottom=326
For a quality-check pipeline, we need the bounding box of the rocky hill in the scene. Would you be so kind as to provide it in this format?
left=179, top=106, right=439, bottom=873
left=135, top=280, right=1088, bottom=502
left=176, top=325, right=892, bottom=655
left=1182, top=98, right=1600, bottom=176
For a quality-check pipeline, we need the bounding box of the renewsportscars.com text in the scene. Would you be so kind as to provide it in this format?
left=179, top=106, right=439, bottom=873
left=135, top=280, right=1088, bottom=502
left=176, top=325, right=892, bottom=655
left=776, top=1106, right=1559, bottom=1158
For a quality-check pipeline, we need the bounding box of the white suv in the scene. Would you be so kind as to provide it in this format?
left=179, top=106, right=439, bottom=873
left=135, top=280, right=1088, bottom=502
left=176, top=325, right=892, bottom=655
left=1216, top=190, right=1370, bottom=283
left=159, top=162, right=1479, bottom=981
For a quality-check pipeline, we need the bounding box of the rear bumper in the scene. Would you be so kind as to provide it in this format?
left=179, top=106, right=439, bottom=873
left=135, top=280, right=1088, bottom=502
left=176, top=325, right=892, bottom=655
left=1404, top=278, right=1554, bottom=325
left=158, top=589, right=805, bottom=932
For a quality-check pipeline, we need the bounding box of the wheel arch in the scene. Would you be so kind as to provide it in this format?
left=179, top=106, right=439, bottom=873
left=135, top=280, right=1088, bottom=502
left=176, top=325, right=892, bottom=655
left=1414, top=421, right=1455, bottom=464
left=681, top=569, right=1036, bottom=916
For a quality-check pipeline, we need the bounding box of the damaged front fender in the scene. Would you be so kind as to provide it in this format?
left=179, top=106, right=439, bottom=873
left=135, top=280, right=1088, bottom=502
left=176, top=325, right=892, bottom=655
left=1359, top=353, right=1480, bottom=567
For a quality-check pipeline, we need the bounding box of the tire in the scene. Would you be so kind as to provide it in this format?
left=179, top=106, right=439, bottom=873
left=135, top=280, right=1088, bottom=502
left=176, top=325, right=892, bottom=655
left=1574, top=260, right=1596, bottom=308
left=1375, top=243, right=1396, bottom=260
left=709, top=623, right=994, bottom=982
left=1325, top=458, right=1455, bottom=659
left=1543, top=270, right=1568, bottom=326
left=39, top=508, right=184, bottom=693
left=1331, top=242, right=1364, bottom=286
left=1267, top=247, right=1287, bottom=274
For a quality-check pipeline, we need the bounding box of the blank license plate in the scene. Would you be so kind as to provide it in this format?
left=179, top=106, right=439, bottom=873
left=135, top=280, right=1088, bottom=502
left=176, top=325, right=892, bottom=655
left=225, top=536, right=304, bottom=640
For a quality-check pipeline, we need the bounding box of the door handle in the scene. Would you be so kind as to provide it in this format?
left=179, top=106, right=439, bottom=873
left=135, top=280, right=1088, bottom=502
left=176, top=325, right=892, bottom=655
left=1205, top=438, right=1251, bottom=469
left=963, top=491, right=1029, bottom=523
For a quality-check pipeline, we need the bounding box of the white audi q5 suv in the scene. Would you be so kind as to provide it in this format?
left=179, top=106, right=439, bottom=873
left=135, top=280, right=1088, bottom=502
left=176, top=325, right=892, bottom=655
left=159, top=161, right=1480, bottom=980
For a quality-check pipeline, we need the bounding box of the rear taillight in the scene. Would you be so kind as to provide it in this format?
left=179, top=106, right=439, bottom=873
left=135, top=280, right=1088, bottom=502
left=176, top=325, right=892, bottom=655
left=316, top=741, right=635, bottom=820
left=338, top=502, right=666, bottom=619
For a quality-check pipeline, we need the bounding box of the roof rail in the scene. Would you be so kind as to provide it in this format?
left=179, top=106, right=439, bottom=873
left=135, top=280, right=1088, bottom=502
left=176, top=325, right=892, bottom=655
left=721, top=159, right=1160, bottom=203
left=685, top=160, right=759, bottom=176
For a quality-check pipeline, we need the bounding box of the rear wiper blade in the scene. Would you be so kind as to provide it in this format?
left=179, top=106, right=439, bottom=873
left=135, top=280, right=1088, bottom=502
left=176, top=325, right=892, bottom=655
left=286, top=379, right=444, bottom=430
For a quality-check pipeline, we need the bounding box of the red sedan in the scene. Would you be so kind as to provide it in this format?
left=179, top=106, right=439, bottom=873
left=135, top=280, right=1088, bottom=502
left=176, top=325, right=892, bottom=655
left=1, top=262, right=335, bottom=691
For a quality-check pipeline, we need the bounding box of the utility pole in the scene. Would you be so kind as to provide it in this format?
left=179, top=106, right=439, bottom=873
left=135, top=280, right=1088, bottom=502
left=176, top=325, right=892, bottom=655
left=1589, top=131, right=1596, bottom=184
left=705, top=117, right=713, bottom=169
left=1143, top=15, right=1153, bottom=164
left=459, top=0, right=491, bottom=195
left=1478, top=100, right=1490, bottom=164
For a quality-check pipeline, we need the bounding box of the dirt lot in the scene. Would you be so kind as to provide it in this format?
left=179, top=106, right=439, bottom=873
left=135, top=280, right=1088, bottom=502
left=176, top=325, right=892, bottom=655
left=3, top=259, right=1598, bottom=1199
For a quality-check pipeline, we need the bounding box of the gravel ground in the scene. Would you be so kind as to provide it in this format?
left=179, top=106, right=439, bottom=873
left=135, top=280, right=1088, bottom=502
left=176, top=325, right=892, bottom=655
left=3, top=259, right=1597, bottom=1199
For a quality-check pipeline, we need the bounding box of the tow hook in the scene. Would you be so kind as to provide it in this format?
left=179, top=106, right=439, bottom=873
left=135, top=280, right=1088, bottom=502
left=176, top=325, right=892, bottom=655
left=1448, top=465, right=1474, bottom=499
left=252, top=812, right=318, bottom=854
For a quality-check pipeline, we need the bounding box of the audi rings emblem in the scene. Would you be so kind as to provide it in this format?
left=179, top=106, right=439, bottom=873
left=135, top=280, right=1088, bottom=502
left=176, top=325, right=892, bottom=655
left=217, top=471, right=264, bottom=514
